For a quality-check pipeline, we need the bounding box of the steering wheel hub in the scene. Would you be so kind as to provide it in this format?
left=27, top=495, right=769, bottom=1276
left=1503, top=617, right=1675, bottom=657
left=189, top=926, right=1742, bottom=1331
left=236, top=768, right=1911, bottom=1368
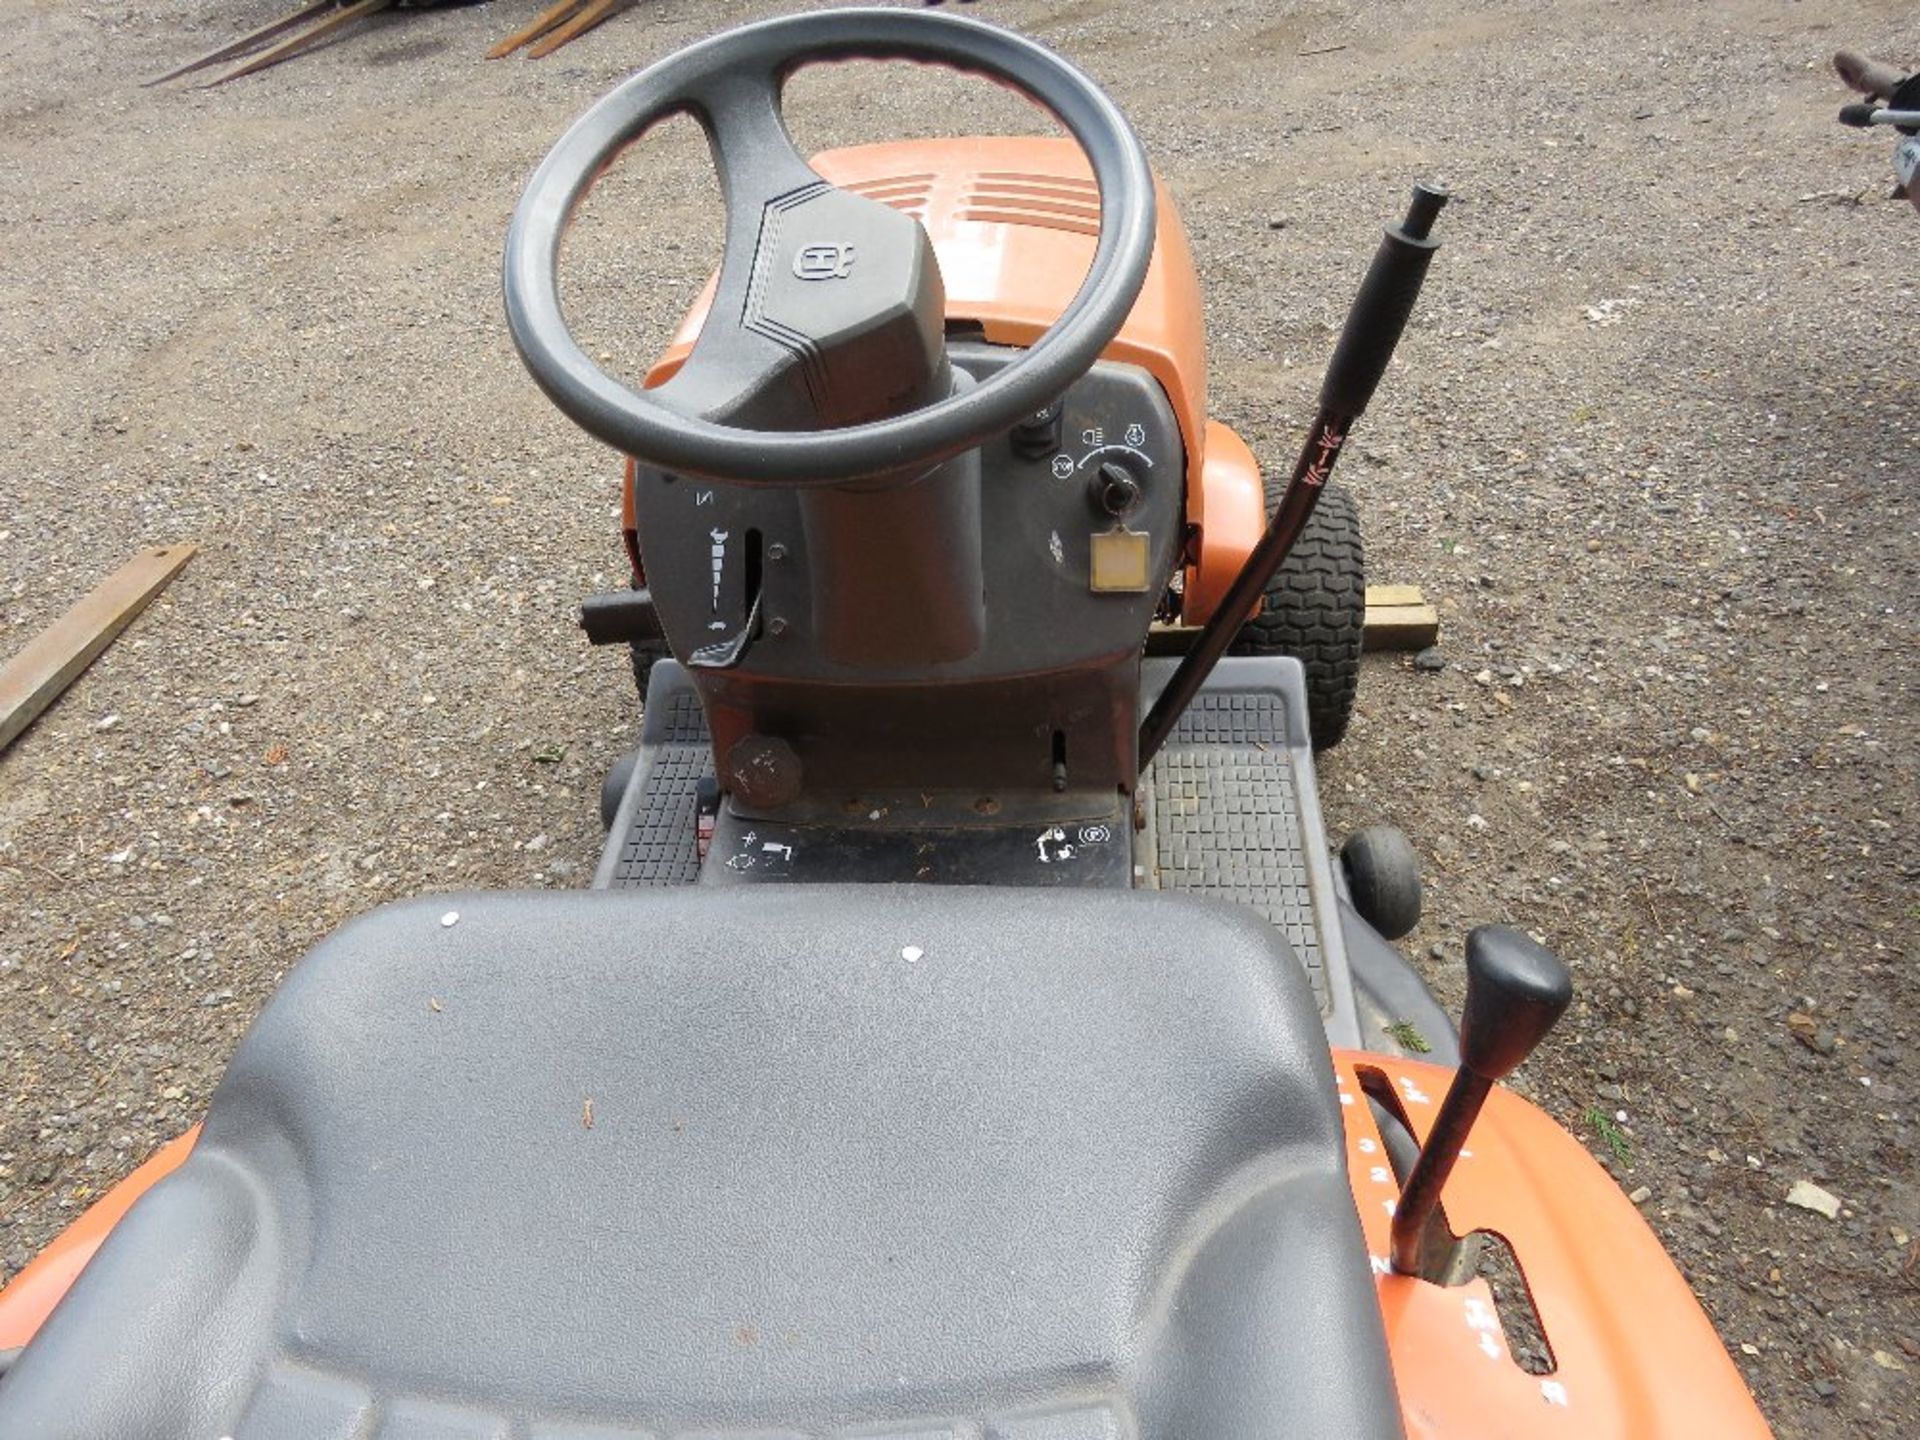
left=670, top=178, right=950, bottom=433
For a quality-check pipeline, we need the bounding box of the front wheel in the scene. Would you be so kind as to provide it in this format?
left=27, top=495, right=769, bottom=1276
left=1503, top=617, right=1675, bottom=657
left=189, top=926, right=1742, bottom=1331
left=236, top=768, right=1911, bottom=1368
left=1341, top=824, right=1423, bottom=941
left=1228, top=481, right=1365, bottom=749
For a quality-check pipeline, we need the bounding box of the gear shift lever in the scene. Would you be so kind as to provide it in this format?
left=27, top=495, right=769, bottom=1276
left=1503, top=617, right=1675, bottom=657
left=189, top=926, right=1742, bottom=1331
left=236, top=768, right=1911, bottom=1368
left=1390, top=925, right=1573, bottom=1277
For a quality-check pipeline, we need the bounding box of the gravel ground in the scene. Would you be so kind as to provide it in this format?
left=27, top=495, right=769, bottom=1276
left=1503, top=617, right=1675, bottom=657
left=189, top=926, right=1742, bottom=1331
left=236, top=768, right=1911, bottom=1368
left=1, top=0, right=1914, bottom=1435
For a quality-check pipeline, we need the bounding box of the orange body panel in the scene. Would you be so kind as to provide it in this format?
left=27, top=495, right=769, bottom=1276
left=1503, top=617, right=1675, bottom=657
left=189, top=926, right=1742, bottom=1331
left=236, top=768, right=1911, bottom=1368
left=1184, top=420, right=1265, bottom=623
left=1331, top=1052, right=1772, bottom=1438
left=638, top=137, right=1262, bottom=622
left=0, top=1126, right=198, bottom=1350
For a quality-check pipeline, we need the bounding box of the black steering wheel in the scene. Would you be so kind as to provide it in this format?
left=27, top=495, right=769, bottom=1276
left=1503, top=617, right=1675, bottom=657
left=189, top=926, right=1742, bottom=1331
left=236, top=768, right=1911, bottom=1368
left=503, top=6, right=1155, bottom=486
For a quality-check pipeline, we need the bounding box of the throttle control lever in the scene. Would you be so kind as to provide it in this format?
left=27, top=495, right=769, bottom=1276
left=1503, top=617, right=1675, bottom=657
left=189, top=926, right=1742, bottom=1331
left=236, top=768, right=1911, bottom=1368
left=1140, top=183, right=1449, bottom=766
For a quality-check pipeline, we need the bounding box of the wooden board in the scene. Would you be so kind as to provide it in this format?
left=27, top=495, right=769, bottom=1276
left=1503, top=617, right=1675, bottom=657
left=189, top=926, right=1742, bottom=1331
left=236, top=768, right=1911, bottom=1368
left=0, top=544, right=197, bottom=752
left=1364, top=599, right=1439, bottom=651
left=1145, top=583, right=1439, bottom=653
left=1364, top=583, right=1427, bottom=609
left=1364, top=583, right=1438, bottom=651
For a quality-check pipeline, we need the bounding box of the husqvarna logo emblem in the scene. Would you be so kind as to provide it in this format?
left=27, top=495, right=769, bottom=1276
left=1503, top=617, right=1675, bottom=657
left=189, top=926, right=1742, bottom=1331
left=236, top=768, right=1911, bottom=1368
left=793, top=243, right=856, bottom=280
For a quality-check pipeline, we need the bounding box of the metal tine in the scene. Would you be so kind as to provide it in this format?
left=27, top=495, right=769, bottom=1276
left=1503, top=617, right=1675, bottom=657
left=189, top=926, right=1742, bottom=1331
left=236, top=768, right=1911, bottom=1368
left=486, top=0, right=581, bottom=59
left=145, top=0, right=343, bottom=85
left=524, top=0, right=626, bottom=59
left=203, top=0, right=395, bottom=85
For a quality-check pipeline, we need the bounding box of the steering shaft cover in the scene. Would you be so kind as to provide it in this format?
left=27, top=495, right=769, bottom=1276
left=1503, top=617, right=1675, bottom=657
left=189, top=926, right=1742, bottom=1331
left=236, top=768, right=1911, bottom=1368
left=503, top=6, right=1156, bottom=485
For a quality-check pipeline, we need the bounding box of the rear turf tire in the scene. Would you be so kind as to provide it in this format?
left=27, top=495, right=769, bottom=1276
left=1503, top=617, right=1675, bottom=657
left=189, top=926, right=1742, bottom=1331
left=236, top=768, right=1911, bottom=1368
left=1228, top=480, right=1365, bottom=749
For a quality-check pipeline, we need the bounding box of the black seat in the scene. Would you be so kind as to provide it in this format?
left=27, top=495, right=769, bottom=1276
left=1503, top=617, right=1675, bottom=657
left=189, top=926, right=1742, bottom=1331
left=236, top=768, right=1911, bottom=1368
left=0, top=887, right=1403, bottom=1439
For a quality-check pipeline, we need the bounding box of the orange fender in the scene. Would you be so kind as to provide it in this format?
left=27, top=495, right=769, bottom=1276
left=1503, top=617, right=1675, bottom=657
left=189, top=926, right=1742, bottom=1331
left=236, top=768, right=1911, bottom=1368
left=1332, top=1053, right=1772, bottom=1438
left=1182, top=419, right=1267, bottom=624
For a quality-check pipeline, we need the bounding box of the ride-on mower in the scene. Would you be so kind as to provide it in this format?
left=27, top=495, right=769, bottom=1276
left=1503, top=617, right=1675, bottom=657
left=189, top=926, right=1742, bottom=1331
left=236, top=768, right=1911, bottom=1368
left=0, top=9, right=1773, bottom=1438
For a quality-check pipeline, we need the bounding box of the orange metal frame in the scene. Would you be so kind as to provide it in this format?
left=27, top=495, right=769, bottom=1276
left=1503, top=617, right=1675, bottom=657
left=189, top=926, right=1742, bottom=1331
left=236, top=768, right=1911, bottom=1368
left=0, top=1067, right=1771, bottom=1436
left=631, top=136, right=1264, bottom=623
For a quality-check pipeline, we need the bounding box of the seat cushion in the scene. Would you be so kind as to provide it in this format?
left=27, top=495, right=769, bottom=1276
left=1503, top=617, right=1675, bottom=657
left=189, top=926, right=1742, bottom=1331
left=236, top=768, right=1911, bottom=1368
left=0, top=886, right=1402, bottom=1439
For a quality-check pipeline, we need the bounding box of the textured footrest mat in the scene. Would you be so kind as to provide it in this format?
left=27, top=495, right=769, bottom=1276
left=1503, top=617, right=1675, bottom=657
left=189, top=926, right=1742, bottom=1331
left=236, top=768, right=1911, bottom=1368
left=606, top=685, right=711, bottom=889
left=1149, top=691, right=1328, bottom=1009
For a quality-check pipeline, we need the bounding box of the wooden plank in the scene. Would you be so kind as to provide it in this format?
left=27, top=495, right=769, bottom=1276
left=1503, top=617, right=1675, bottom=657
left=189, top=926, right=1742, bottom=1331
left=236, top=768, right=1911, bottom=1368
left=145, top=0, right=341, bottom=85
left=1363, top=603, right=1439, bottom=652
left=0, top=545, right=197, bottom=753
left=1150, top=591, right=1439, bottom=654
left=1365, top=583, right=1427, bottom=608
left=486, top=0, right=580, bottom=58
left=525, top=0, right=625, bottom=59
left=207, top=0, right=393, bottom=85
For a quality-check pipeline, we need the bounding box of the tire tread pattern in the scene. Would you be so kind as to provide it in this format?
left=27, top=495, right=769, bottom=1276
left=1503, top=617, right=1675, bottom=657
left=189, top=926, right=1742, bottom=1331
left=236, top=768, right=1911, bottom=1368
left=1227, top=481, right=1365, bottom=750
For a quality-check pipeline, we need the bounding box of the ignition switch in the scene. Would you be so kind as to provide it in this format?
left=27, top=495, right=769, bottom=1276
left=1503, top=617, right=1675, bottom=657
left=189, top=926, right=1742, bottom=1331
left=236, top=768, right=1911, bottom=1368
left=1091, top=460, right=1143, bottom=518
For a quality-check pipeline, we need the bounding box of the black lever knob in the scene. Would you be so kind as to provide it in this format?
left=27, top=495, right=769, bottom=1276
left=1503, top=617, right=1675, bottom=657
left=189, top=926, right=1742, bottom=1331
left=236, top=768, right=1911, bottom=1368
left=1316, top=181, right=1449, bottom=421
left=1459, top=925, right=1574, bottom=1081
left=1390, top=925, right=1574, bottom=1278
left=1011, top=401, right=1063, bottom=459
